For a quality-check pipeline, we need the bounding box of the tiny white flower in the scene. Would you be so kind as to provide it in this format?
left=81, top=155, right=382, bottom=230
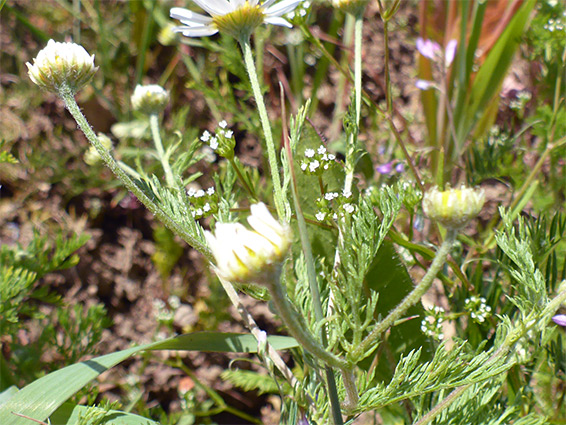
left=301, top=162, right=308, bottom=171
left=343, top=189, right=352, bottom=198
left=195, top=189, right=205, bottom=198
left=196, top=208, right=203, bottom=216
left=324, top=193, right=334, bottom=201
left=317, top=145, right=326, bottom=155
left=315, top=211, right=326, bottom=221
left=343, top=203, right=354, bottom=214
left=207, top=187, right=215, bottom=196
left=225, top=130, right=234, bottom=138
left=328, top=154, right=336, bottom=161
left=170, top=0, right=301, bottom=40
left=305, top=148, right=315, bottom=158
left=187, top=188, right=197, bottom=197
left=201, top=130, right=211, bottom=142
left=219, top=120, right=228, bottom=128
left=27, top=39, right=98, bottom=94
left=309, top=160, right=320, bottom=172
left=203, top=203, right=211, bottom=212
left=210, top=137, right=219, bottom=150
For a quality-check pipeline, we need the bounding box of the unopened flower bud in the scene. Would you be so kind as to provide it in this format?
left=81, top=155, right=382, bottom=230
left=205, top=203, right=291, bottom=283
left=84, top=133, right=113, bottom=165
left=26, top=39, right=98, bottom=94
left=423, top=186, right=485, bottom=229
left=332, top=0, right=370, bottom=15
left=131, top=84, right=169, bottom=115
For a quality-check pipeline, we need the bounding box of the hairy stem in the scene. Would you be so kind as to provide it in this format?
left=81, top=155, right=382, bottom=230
left=266, top=278, right=350, bottom=371
left=239, top=38, right=286, bottom=219
left=149, top=113, right=176, bottom=188
left=58, top=83, right=213, bottom=261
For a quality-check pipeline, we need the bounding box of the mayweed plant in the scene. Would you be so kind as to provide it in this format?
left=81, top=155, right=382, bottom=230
left=3, top=1, right=566, bottom=425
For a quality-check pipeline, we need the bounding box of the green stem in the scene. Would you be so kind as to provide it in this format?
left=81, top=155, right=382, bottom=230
left=351, top=229, right=458, bottom=361
left=343, top=14, right=364, bottom=193
left=282, top=128, right=347, bottom=424
left=228, top=157, right=257, bottom=200
left=354, top=14, right=363, bottom=126
left=239, top=38, right=286, bottom=220
left=382, top=14, right=392, bottom=115
left=265, top=278, right=350, bottom=371
left=58, top=83, right=212, bottom=262
left=149, top=113, right=176, bottom=188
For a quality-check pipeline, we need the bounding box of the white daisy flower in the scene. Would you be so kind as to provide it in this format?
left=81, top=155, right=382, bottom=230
left=27, top=39, right=98, bottom=94
left=170, top=0, right=301, bottom=40
left=205, top=203, right=291, bottom=282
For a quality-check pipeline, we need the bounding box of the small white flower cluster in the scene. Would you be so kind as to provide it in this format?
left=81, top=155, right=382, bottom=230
left=464, top=295, right=492, bottom=324
left=544, top=15, right=566, bottom=32
left=421, top=306, right=446, bottom=341
left=153, top=298, right=175, bottom=324
left=200, top=120, right=235, bottom=159
left=314, top=189, right=354, bottom=222
left=509, top=91, right=532, bottom=117
left=488, top=125, right=510, bottom=146
left=287, top=0, right=311, bottom=19
left=187, top=185, right=217, bottom=219
left=300, top=145, right=337, bottom=176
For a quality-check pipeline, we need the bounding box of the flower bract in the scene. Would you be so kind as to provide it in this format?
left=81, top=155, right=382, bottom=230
left=204, top=203, right=291, bottom=283
left=26, top=39, right=98, bottom=94
left=170, top=0, right=301, bottom=40
left=423, top=186, right=485, bottom=230
left=131, top=84, right=169, bottom=115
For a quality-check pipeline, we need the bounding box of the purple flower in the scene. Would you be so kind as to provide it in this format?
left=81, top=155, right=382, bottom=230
left=416, top=37, right=441, bottom=60
left=377, top=162, right=393, bottom=175
left=395, top=162, right=405, bottom=173
left=552, top=314, right=566, bottom=327
left=445, top=39, right=458, bottom=66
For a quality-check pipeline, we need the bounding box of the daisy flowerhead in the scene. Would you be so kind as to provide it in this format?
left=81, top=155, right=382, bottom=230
left=27, top=39, right=98, bottom=94
left=204, top=203, right=291, bottom=283
left=170, top=0, right=302, bottom=41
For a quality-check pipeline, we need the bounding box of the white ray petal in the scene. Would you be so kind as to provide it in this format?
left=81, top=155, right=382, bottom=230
left=175, top=26, right=219, bottom=37
left=170, top=7, right=213, bottom=25
left=263, top=16, right=292, bottom=27
left=192, top=0, right=232, bottom=16
left=265, top=0, right=301, bottom=16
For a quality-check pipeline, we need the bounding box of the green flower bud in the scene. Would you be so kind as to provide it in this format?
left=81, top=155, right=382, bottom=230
left=131, top=84, right=169, bottom=115
left=332, top=0, right=370, bottom=16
